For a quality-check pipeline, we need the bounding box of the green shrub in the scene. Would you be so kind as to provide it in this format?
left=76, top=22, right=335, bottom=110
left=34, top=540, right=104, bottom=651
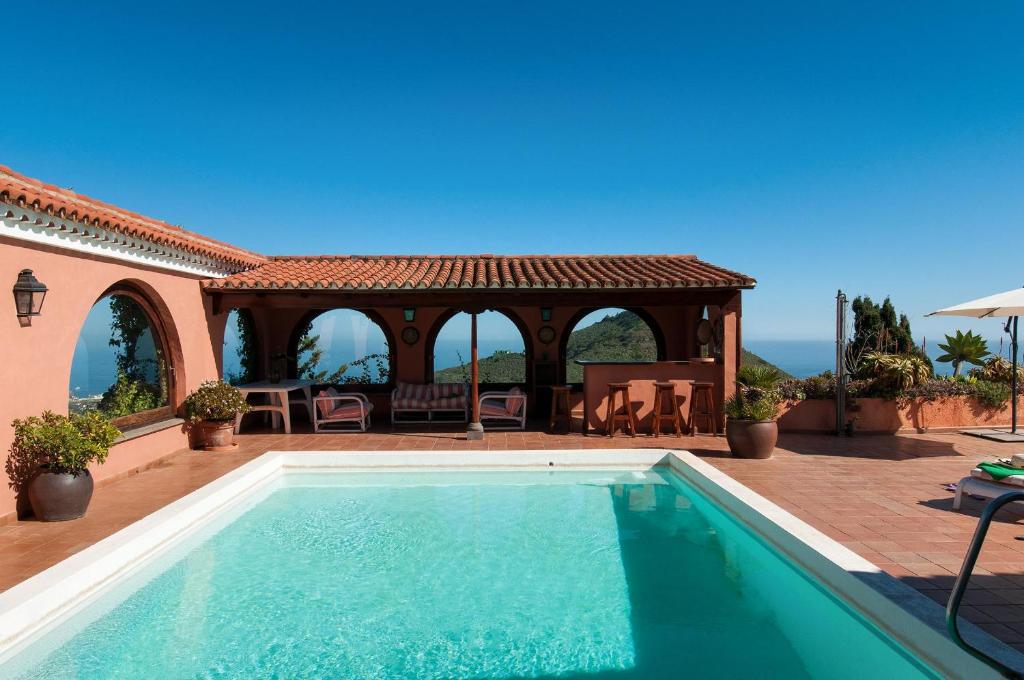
left=974, top=380, right=1012, bottom=408
left=11, top=411, right=121, bottom=473
left=183, top=381, right=251, bottom=423
left=98, top=372, right=163, bottom=418
left=902, top=377, right=974, bottom=401
left=779, top=364, right=1012, bottom=410
left=970, top=356, right=1024, bottom=385
left=780, top=372, right=838, bottom=400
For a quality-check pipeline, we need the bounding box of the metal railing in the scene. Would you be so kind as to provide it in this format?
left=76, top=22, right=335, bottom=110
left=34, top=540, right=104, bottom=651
left=946, top=491, right=1024, bottom=679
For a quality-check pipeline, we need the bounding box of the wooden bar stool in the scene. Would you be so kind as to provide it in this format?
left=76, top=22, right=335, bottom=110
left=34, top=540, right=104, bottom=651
left=688, top=381, right=718, bottom=436
left=651, top=381, right=683, bottom=437
left=549, top=386, right=573, bottom=433
left=605, top=382, right=638, bottom=437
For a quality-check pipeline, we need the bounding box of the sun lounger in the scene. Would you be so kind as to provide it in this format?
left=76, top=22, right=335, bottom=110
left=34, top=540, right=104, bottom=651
left=954, top=465, right=1024, bottom=510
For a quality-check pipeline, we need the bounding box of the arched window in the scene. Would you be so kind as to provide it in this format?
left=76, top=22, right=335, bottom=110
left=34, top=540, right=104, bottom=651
left=69, top=291, right=173, bottom=427
left=222, top=309, right=258, bottom=385
left=431, top=311, right=526, bottom=384
left=564, top=308, right=660, bottom=383
left=292, top=309, right=392, bottom=385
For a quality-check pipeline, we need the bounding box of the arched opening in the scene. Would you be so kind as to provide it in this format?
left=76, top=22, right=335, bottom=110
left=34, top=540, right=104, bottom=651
left=562, top=308, right=664, bottom=384
left=288, top=309, right=394, bottom=386
left=69, top=287, right=176, bottom=428
left=222, top=308, right=259, bottom=385
left=428, top=310, right=528, bottom=385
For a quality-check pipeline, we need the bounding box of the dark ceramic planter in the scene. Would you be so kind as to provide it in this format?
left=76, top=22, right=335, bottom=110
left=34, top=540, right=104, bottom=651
left=27, top=468, right=94, bottom=521
left=726, top=419, right=778, bottom=459
left=197, top=420, right=237, bottom=452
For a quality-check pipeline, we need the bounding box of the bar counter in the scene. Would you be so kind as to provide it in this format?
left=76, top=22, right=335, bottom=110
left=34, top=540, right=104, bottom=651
left=577, top=359, right=723, bottom=434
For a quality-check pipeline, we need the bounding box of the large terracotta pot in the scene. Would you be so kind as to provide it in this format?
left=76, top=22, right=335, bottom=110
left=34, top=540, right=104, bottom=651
left=726, top=419, right=778, bottom=459
left=196, top=420, right=237, bottom=452
left=27, top=468, right=94, bottom=521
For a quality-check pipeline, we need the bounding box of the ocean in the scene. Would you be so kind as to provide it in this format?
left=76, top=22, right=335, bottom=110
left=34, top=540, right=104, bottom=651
left=744, top=339, right=1006, bottom=378
left=744, top=340, right=839, bottom=379
left=74, top=336, right=998, bottom=397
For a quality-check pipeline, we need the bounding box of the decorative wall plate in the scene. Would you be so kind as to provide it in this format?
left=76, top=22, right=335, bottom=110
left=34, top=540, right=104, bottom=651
left=712, top=316, right=725, bottom=346
left=696, top=319, right=713, bottom=345
left=401, top=326, right=420, bottom=345
left=537, top=325, right=556, bottom=345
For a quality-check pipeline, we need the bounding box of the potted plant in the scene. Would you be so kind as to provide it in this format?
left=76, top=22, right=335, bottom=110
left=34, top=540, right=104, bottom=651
left=183, top=380, right=250, bottom=451
left=10, top=411, right=121, bottom=521
left=725, top=365, right=783, bottom=459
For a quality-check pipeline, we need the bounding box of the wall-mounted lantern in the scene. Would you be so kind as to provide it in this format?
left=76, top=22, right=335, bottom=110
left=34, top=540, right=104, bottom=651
left=540, top=307, right=552, bottom=322
left=403, top=307, right=416, bottom=323
left=13, top=269, right=47, bottom=323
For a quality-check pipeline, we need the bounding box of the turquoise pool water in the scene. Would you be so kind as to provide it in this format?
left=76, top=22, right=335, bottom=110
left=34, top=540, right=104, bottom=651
left=3, top=469, right=939, bottom=679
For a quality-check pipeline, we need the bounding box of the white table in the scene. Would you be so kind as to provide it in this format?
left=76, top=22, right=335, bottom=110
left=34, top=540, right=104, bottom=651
left=233, top=379, right=315, bottom=434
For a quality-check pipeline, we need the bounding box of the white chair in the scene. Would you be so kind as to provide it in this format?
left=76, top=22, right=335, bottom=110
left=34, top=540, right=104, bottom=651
left=313, top=389, right=373, bottom=433
left=478, top=389, right=527, bottom=430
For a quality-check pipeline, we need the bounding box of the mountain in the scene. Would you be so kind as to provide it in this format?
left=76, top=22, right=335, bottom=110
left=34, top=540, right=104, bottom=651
left=565, top=311, right=659, bottom=382
left=434, top=310, right=787, bottom=383
left=742, top=348, right=793, bottom=378
left=435, top=350, right=526, bottom=383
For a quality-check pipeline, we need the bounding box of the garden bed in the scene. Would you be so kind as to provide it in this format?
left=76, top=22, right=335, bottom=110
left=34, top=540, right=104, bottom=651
left=778, top=397, right=1013, bottom=434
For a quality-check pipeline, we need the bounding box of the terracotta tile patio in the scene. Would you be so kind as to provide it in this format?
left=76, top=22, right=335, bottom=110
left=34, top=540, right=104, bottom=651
left=3, top=425, right=1024, bottom=654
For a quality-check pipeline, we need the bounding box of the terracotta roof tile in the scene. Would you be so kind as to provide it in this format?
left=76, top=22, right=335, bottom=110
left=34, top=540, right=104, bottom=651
left=0, top=166, right=757, bottom=291
left=203, top=255, right=755, bottom=291
left=0, top=165, right=265, bottom=271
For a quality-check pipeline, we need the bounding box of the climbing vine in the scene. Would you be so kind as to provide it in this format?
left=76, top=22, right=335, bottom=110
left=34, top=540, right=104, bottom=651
left=225, top=309, right=259, bottom=385
left=98, top=294, right=168, bottom=416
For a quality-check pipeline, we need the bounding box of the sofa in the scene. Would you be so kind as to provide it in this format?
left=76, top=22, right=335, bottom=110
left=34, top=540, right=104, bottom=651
left=391, top=381, right=468, bottom=424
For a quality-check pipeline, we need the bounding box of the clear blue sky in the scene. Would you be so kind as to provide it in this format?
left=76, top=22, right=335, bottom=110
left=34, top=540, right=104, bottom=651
left=4, top=2, right=1023, bottom=343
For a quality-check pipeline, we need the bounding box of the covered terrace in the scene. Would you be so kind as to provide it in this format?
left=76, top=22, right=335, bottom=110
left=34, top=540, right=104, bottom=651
left=202, top=254, right=755, bottom=435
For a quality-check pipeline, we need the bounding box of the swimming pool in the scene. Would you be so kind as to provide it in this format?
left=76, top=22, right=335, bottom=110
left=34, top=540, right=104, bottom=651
left=0, top=451, right=1009, bottom=678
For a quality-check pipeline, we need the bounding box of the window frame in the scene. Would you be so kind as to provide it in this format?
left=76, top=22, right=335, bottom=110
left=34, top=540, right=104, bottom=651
left=75, top=287, right=177, bottom=431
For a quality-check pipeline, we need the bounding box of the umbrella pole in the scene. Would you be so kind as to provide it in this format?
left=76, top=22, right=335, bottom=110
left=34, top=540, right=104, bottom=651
left=1013, top=316, right=1019, bottom=435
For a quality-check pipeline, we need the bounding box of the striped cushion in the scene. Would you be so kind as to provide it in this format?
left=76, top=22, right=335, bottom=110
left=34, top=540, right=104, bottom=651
left=434, top=383, right=465, bottom=398
left=393, top=397, right=432, bottom=410
left=504, top=387, right=525, bottom=416
left=393, top=382, right=433, bottom=410
left=431, top=395, right=467, bottom=410
left=317, top=388, right=340, bottom=419
left=480, top=402, right=512, bottom=418
left=395, top=381, right=432, bottom=402
left=324, top=402, right=369, bottom=421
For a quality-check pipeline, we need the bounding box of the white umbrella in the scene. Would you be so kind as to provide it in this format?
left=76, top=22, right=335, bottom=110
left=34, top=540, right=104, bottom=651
left=928, top=287, right=1022, bottom=434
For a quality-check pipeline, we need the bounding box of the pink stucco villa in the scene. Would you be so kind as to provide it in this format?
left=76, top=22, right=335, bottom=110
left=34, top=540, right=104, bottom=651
left=0, top=163, right=754, bottom=521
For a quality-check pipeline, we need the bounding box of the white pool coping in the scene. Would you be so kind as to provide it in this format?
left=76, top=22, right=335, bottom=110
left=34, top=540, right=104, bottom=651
left=0, top=449, right=1018, bottom=679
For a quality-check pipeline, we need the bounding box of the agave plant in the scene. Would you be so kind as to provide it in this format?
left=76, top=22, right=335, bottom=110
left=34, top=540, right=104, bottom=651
left=862, top=352, right=931, bottom=391
left=936, top=330, right=990, bottom=376
left=970, top=356, right=1024, bottom=384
